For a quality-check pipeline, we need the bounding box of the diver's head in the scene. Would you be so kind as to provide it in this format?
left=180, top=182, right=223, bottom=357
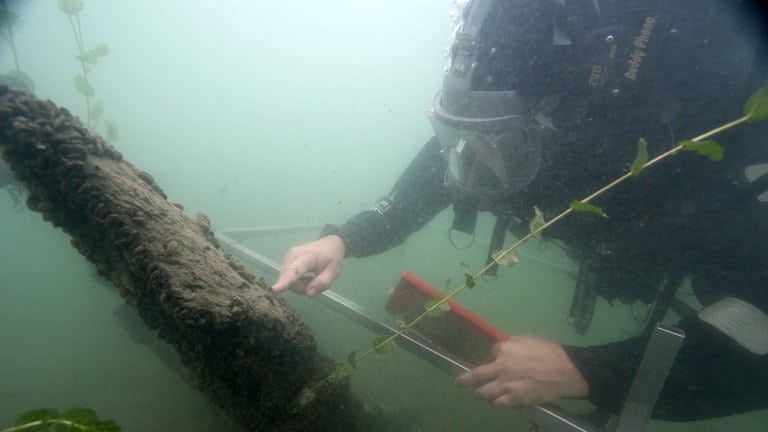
left=430, top=0, right=594, bottom=200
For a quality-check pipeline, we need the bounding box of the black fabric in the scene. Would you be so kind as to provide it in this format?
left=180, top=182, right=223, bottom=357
left=336, top=137, right=452, bottom=258
left=470, top=0, right=581, bottom=94
left=564, top=317, right=768, bottom=421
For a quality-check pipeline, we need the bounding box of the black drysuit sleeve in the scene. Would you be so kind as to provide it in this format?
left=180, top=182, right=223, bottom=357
left=330, top=137, right=452, bottom=258
left=564, top=314, right=768, bottom=421
left=564, top=215, right=768, bottom=421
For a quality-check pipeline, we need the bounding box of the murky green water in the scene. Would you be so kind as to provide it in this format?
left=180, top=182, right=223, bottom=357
left=2, top=1, right=767, bottom=431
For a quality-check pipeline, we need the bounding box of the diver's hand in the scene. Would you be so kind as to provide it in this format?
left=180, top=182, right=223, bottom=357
left=271, top=235, right=345, bottom=298
left=456, top=335, right=588, bottom=408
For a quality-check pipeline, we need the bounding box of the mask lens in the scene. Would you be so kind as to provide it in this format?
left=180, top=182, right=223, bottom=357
left=429, top=23, right=554, bottom=199
left=432, top=114, right=543, bottom=197
left=447, top=133, right=517, bottom=194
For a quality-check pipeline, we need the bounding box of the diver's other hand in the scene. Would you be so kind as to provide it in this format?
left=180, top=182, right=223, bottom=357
left=455, top=335, right=588, bottom=408
left=272, top=235, right=345, bottom=298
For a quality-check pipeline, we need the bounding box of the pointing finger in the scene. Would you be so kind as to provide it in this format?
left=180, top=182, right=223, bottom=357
left=272, top=263, right=305, bottom=293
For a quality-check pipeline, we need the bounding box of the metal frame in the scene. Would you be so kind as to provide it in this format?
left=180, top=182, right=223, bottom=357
left=216, top=228, right=685, bottom=432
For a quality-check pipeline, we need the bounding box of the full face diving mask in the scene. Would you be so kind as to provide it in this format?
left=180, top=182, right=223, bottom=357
left=430, top=0, right=574, bottom=200
left=430, top=106, right=546, bottom=197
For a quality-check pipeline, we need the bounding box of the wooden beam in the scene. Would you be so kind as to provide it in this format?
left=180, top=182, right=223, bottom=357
left=0, top=85, right=373, bottom=431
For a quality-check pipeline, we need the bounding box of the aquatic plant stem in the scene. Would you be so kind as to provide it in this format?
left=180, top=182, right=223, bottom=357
left=66, top=12, right=92, bottom=127
left=485, top=116, right=751, bottom=273
left=7, top=23, right=19, bottom=72
left=644, top=115, right=750, bottom=170
left=1, top=419, right=85, bottom=432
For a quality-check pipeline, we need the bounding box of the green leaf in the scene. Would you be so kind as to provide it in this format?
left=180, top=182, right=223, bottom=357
left=77, top=45, right=110, bottom=66
left=570, top=200, right=608, bottom=218
left=92, top=419, right=121, bottom=432
left=298, top=388, right=316, bottom=406
left=744, top=81, right=768, bottom=121
left=73, top=74, right=94, bottom=97
left=630, top=138, right=648, bottom=176
left=13, top=408, right=58, bottom=427
left=529, top=206, right=545, bottom=238
left=347, top=351, right=357, bottom=369
left=464, top=272, right=476, bottom=289
left=393, top=312, right=408, bottom=329
left=7, top=69, right=36, bottom=92
left=58, top=0, right=83, bottom=15
left=53, top=422, right=78, bottom=432
left=104, top=119, right=119, bottom=143
left=680, top=139, right=724, bottom=161
left=75, top=52, right=98, bottom=65
left=372, top=335, right=394, bottom=354
left=492, top=249, right=520, bottom=267
left=458, top=263, right=475, bottom=288
left=59, top=408, right=98, bottom=426
left=10, top=408, right=120, bottom=432
left=327, top=364, right=348, bottom=383
left=424, top=297, right=448, bottom=318
left=91, top=43, right=110, bottom=58
left=9, top=423, right=50, bottom=432
left=90, top=99, right=104, bottom=123
left=289, top=388, right=316, bottom=413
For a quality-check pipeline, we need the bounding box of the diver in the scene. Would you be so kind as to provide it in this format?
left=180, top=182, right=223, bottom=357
left=272, top=0, right=768, bottom=422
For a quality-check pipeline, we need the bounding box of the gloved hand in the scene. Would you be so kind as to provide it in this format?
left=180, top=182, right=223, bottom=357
left=456, top=335, right=589, bottom=407
left=271, top=234, right=346, bottom=298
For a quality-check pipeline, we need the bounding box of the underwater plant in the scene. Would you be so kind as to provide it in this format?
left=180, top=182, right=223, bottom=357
left=0, top=0, right=32, bottom=211
left=57, top=0, right=118, bottom=143
left=1, top=408, right=120, bottom=432
left=0, top=0, right=35, bottom=91
left=292, top=81, right=768, bottom=410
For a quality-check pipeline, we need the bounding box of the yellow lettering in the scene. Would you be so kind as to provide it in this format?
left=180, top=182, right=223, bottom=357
left=589, top=64, right=607, bottom=87
left=624, top=16, right=656, bottom=80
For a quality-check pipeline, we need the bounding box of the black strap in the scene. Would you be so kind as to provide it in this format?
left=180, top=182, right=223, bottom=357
left=569, top=257, right=600, bottom=335
left=450, top=198, right=479, bottom=235
left=484, top=215, right=510, bottom=278
left=643, top=272, right=685, bottom=338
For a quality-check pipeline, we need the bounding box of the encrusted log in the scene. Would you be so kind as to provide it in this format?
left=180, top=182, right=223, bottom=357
left=0, top=85, right=374, bottom=431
